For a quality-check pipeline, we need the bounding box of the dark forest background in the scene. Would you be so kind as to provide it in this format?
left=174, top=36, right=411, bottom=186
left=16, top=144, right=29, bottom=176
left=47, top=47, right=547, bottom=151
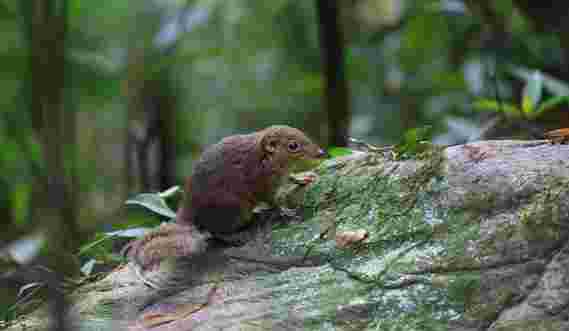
left=1, top=0, right=569, bottom=326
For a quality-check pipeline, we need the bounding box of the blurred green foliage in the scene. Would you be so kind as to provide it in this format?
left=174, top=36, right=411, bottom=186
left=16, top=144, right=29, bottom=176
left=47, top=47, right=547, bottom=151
left=0, top=0, right=567, bottom=235
left=3, top=0, right=569, bottom=324
left=474, top=68, right=569, bottom=120
left=394, top=125, right=434, bottom=160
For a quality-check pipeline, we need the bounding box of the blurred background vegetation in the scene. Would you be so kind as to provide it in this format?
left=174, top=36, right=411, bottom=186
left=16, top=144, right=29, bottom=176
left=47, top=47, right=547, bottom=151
left=1, top=0, right=569, bottom=319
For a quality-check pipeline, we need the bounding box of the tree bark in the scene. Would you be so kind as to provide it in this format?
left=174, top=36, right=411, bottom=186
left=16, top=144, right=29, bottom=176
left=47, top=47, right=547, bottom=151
left=29, top=0, right=80, bottom=250
left=315, top=0, right=351, bottom=147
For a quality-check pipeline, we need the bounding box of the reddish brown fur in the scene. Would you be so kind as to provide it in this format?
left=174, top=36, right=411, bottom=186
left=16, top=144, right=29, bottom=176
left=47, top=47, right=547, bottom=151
left=126, top=125, right=325, bottom=268
left=179, top=126, right=325, bottom=234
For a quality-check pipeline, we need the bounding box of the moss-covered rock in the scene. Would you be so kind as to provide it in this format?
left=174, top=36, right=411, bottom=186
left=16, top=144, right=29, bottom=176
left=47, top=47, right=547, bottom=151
left=7, top=140, right=569, bottom=331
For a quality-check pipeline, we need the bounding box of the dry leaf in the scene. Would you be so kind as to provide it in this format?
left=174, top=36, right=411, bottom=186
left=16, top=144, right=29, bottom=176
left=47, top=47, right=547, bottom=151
left=544, top=128, right=569, bottom=144
left=462, top=144, right=495, bottom=162
left=335, top=229, right=369, bottom=248
left=140, top=303, right=205, bottom=328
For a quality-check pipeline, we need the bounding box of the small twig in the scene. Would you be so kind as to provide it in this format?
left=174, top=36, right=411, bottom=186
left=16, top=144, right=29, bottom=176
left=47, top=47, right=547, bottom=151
left=349, top=137, right=394, bottom=153
left=132, top=264, right=160, bottom=289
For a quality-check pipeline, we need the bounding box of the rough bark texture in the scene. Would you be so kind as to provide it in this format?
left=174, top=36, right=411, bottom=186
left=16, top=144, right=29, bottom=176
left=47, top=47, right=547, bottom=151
left=6, top=140, right=569, bottom=330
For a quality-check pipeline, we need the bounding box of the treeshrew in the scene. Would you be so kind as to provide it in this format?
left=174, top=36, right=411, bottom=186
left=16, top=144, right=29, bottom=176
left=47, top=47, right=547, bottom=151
left=124, top=125, right=327, bottom=269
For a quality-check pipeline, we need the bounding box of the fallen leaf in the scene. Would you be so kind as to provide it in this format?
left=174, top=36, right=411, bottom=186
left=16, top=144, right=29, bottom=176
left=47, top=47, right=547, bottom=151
left=544, top=128, right=569, bottom=144
left=335, top=230, right=369, bottom=248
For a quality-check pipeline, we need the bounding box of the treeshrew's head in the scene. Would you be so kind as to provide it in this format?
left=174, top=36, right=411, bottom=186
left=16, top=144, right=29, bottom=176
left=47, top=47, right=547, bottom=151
left=260, top=125, right=327, bottom=173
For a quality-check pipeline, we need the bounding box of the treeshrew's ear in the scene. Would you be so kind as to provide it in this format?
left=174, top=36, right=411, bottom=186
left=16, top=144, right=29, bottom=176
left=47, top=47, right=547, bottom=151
left=262, top=134, right=278, bottom=154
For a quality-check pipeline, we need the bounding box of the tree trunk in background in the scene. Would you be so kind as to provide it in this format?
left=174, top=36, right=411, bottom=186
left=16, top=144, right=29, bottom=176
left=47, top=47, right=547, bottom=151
left=28, top=0, right=80, bottom=253
left=315, top=0, right=351, bottom=147
left=125, top=46, right=178, bottom=194
left=156, top=81, right=177, bottom=191
left=25, top=0, right=78, bottom=330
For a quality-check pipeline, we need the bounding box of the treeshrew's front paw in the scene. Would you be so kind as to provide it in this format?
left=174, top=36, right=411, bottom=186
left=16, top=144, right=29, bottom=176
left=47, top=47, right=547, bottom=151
left=289, top=172, right=318, bottom=185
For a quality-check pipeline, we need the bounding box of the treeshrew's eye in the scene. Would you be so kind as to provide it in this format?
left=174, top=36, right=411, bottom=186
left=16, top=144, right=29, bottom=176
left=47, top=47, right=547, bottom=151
left=287, top=141, right=300, bottom=152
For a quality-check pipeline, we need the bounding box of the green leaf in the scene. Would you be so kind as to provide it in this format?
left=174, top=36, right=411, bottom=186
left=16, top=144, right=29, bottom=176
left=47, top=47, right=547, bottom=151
left=327, top=147, right=353, bottom=158
left=77, top=233, right=115, bottom=257
left=521, top=70, right=543, bottom=114
left=107, top=228, right=154, bottom=238
left=532, top=96, right=569, bottom=118
left=404, top=125, right=433, bottom=144
left=11, top=184, right=30, bottom=226
left=521, top=95, right=532, bottom=115
left=472, top=99, right=521, bottom=117
left=80, top=259, right=96, bottom=276
left=125, top=192, right=177, bottom=219
left=159, top=186, right=181, bottom=199
left=394, top=126, right=434, bottom=159
left=77, top=228, right=154, bottom=257
left=511, top=66, right=569, bottom=96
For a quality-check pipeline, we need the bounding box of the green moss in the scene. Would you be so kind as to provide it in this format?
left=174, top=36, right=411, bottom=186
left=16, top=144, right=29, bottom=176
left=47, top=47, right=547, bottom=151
left=494, top=221, right=517, bottom=241
left=428, top=255, right=482, bottom=271
left=460, top=190, right=501, bottom=215
left=462, top=287, right=516, bottom=322
left=281, top=149, right=473, bottom=323
left=519, top=177, right=569, bottom=242
left=399, top=144, right=445, bottom=198
left=474, top=221, right=516, bottom=257
left=272, top=145, right=495, bottom=328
